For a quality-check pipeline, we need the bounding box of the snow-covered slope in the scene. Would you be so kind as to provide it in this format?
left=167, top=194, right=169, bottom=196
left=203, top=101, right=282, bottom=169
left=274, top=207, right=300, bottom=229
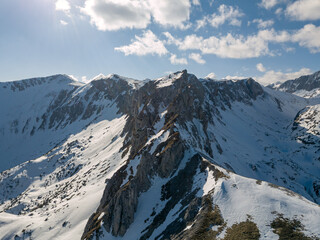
left=96, top=156, right=320, bottom=240
left=0, top=70, right=319, bottom=240
left=82, top=71, right=320, bottom=240
left=0, top=75, right=82, bottom=171
left=270, top=70, right=320, bottom=99
left=0, top=115, right=128, bottom=240
left=0, top=74, right=136, bottom=171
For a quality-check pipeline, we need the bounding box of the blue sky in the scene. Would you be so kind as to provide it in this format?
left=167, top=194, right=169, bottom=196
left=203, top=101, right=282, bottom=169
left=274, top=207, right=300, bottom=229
left=0, top=0, right=319, bottom=84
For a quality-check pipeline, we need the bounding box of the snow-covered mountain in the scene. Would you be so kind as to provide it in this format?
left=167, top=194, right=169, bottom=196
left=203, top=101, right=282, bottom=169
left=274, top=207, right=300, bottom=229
left=0, top=70, right=319, bottom=240
left=269, top=70, right=320, bottom=99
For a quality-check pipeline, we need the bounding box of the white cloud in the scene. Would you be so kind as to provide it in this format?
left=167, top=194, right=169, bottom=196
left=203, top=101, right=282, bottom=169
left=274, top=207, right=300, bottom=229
left=292, top=24, right=320, bottom=53
left=169, top=54, right=188, bottom=65
left=256, top=63, right=266, bottom=72
left=256, top=67, right=312, bottom=85
left=115, top=30, right=168, bottom=56
left=56, top=0, right=71, bottom=13
left=189, top=53, right=206, bottom=64
left=259, top=0, right=279, bottom=9
left=209, top=4, right=244, bottom=28
left=179, top=22, right=193, bottom=30
left=163, top=32, right=180, bottom=45
left=286, top=0, right=320, bottom=21
left=60, top=20, right=68, bottom=25
left=252, top=19, right=274, bottom=29
left=194, top=5, right=244, bottom=30
left=192, top=0, right=200, bottom=6
left=176, top=34, right=203, bottom=50
left=195, top=17, right=208, bottom=30
left=81, top=0, right=151, bottom=31
left=81, top=0, right=191, bottom=31
left=164, top=24, right=320, bottom=58
left=224, top=75, right=248, bottom=80
left=284, top=47, right=295, bottom=52
left=116, top=24, right=319, bottom=61
left=166, top=29, right=290, bottom=59
left=149, top=0, right=191, bottom=28
left=205, top=72, right=216, bottom=79
left=275, top=8, right=283, bottom=16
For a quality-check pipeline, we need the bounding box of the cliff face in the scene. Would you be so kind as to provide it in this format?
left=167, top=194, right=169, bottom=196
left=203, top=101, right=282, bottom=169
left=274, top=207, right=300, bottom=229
left=81, top=71, right=319, bottom=240
left=270, top=70, right=320, bottom=98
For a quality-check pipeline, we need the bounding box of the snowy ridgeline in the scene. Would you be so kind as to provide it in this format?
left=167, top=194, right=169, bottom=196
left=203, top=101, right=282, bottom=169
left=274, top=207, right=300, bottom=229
left=0, top=70, right=319, bottom=240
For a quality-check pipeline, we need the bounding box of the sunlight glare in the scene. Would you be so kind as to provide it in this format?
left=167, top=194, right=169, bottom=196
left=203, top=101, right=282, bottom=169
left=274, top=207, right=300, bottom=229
left=55, top=0, right=70, bottom=11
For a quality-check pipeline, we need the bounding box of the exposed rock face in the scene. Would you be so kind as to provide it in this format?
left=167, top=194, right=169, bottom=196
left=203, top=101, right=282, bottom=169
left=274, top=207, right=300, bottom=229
left=170, top=195, right=225, bottom=240
left=2, top=74, right=136, bottom=134
left=270, top=70, right=320, bottom=93
left=291, top=104, right=320, bottom=202
left=2, top=74, right=72, bottom=92
left=81, top=70, right=267, bottom=239
left=42, top=76, right=135, bottom=130
left=0, top=74, right=139, bottom=171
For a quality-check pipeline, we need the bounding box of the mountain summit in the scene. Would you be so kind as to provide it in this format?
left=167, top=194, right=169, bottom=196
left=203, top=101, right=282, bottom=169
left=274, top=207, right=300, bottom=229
left=269, top=70, right=320, bottom=98
left=0, top=70, right=319, bottom=240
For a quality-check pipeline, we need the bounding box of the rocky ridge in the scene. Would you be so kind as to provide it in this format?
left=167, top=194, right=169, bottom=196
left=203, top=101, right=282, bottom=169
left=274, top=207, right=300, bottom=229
left=270, top=70, right=320, bottom=98
left=81, top=71, right=320, bottom=239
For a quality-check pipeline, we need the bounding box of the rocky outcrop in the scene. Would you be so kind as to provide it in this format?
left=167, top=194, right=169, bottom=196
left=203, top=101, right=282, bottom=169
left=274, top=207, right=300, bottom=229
left=81, top=71, right=266, bottom=239
left=82, top=126, right=185, bottom=238
left=0, top=74, right=74, bottom=92
left=271, top=70, right=320, bottom=93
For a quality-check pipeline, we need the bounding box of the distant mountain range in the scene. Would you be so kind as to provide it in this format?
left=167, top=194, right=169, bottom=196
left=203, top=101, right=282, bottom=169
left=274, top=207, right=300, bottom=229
left=0, top=70, right=319, bottom=240
left=269, top=70, right=320, bottom=98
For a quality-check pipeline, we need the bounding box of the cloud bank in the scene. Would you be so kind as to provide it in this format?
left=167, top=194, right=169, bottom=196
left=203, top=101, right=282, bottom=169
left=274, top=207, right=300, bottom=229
left=81, top=0, right=191, bottom=31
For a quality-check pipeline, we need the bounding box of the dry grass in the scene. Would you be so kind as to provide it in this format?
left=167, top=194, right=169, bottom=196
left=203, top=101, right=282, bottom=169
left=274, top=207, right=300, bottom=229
left=224, top=219, right=260, bottom=240
left=190, top=196, right=225, bottom=240
left=271, top=215, right=315, bottom=240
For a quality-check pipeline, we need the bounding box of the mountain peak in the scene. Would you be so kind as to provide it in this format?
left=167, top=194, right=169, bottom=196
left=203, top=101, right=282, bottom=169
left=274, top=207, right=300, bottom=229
left=270, top=70, right=320, bottom=95
left=91, top=73, right=107, bottom=81
left=1, top=74, right=79, bottom=92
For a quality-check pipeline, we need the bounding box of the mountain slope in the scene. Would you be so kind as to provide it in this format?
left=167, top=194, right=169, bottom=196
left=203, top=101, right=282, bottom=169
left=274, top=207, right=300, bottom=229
left=82, top=71, right=320, bottom=240
left=95, top=158, right=320, bottom=240
left=0, top=115, right=128, bottom=239
left=0, top=71, right=319, bottom=240
left=0, top=74, right=138, bottom=171
left=0, top=74, right=81, bottom=171
left=270, top=70, right=320, bottom=98
left=0, top=74, right=141, bottom=239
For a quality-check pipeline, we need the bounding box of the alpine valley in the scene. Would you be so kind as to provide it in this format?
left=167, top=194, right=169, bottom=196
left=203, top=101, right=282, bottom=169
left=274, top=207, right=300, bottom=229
left=0, top=70, right=319, bottom=240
